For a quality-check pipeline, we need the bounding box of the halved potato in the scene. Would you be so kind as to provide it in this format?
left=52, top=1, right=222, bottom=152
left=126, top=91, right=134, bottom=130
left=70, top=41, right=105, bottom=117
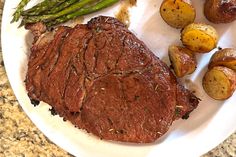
left=202, top=66, right=236, bottom=100
left=168, top=45, right=197, bottom=77
left=160, top=0, right=196, bottom=29
left=209, top=48, right=236, bottom=71
left=181, top=23, right=219, bottom=53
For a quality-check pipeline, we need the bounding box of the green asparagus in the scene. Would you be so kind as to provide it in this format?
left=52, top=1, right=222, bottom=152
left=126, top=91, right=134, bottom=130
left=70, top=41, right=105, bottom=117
left=22, top=0, right=97, bottom=24
left=45, top=0, right=79, bottom=14
left=46, top=0, right=119, bottom=27
left=22, top=0, right=66, bottom=16
left=11, top=0, right=31, bottom=22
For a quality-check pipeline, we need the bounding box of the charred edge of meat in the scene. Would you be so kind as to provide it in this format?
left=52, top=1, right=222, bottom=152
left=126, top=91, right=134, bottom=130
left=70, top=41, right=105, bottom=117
left=30, top=99, right=40, bottom=107
left=63, top=117, right=67, bottom=122
left=49, top=107, right=58, bottom=116
left=175, top=107, right=181, bottom=118
left=182, top=93, right=201, bottom=119
left=189, top=92, right=201, bottom=104
left=182, top=111, right=191, bottom=120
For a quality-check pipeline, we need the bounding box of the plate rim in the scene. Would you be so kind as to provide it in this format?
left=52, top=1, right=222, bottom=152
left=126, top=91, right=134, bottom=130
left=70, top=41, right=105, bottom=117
left=1, top=0, right=236, bottom=157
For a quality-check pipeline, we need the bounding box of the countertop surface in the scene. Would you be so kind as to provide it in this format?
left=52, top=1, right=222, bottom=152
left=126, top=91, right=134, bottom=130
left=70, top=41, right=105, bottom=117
left=0, top=0, right=236, bottom=156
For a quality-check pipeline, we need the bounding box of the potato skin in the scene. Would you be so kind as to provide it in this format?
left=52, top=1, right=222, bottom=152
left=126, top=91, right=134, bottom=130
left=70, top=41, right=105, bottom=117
left=204, top=0, right=236, bottom=23
left=209, top=48, right=236, bottom=71
left=181, top=23, right=219, bottom=53
left=168, top=45, right=197, bottom=77
left=160, top=0, right=196, bottom=29
left=203, top=66, right=236, bottom=100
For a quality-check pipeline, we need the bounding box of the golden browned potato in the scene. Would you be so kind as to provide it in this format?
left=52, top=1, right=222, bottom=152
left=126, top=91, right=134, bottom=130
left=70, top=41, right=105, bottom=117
left=209, top=48, right=236, bottom=71
left=203, top=66, right=236, bottom=100
left=168, top=45, right=197, bottom=77
left=160, top=0, right=196, bottom=29
left=181, top=23, right=219, bottom=53
left=204, top=0, right=236, bottom=23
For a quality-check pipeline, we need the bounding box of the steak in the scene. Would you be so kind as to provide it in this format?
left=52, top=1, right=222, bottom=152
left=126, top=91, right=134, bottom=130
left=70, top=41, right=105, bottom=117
left=25, top=16, right=199, bottom=143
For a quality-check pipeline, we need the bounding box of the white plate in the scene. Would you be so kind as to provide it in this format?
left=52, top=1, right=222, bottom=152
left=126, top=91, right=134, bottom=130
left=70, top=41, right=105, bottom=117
left=2, top=0, right=236, bottom=157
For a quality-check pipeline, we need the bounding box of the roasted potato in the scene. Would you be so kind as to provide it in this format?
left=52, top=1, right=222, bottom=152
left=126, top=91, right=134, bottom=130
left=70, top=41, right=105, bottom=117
left=168, top=45, right=197, bottom=77
left=160, top=0, right=196, bottom=29
left=181, top=23, right=219, bottom=53
left=203, top=66, right=236, bottom=100
left=204, top=0, right=236, bottom=23
left=209, top=48, right=236, bottom=71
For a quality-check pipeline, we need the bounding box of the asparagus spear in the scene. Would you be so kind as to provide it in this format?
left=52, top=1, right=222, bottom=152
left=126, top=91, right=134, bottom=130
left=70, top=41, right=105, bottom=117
left=22, top=0, right=66, bottom=16
left=47, top=0, right=119, bottom=27
left=45, top=0, right=79, bottom=14
left=11, top=0, right=31, bottom=22
left=22, top=0, right=97, bottom=24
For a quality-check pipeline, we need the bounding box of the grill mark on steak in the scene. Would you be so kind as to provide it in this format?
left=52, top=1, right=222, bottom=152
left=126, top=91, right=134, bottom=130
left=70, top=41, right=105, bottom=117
left=25, top=16, right=199, bottom=143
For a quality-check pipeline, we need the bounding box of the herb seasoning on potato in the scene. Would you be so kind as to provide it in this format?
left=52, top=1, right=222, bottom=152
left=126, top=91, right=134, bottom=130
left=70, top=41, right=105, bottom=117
left=203, top=66, right=236, bottom=100
left=181, top=23, right=219, bottom=53
left=169, top=45, right=197, bottom=77
left=160, top=0, right=196, bottom=29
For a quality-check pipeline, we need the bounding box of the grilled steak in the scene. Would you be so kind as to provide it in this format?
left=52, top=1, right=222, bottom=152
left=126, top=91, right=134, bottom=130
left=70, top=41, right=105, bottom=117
left=25, top=16, right=199, bottom=143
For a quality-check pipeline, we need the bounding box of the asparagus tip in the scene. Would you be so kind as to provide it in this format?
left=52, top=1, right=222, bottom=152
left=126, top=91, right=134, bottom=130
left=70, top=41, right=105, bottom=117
left=18, top=20, right=26, bottom=28
left=11, top=18, right=16, bottom=23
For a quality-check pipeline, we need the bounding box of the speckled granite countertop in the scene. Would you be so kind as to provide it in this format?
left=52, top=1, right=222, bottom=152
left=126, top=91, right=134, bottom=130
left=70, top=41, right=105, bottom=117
left=0, top=1, right=236, bottom=157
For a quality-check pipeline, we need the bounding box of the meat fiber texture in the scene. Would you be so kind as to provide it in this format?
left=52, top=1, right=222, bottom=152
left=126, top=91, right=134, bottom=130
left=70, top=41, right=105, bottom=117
left=25, top=16, right=199, bottom=143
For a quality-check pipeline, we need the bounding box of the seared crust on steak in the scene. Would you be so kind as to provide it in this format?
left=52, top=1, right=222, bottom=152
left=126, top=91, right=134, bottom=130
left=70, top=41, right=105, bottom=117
left=26, top=16, right=199, bottom=143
